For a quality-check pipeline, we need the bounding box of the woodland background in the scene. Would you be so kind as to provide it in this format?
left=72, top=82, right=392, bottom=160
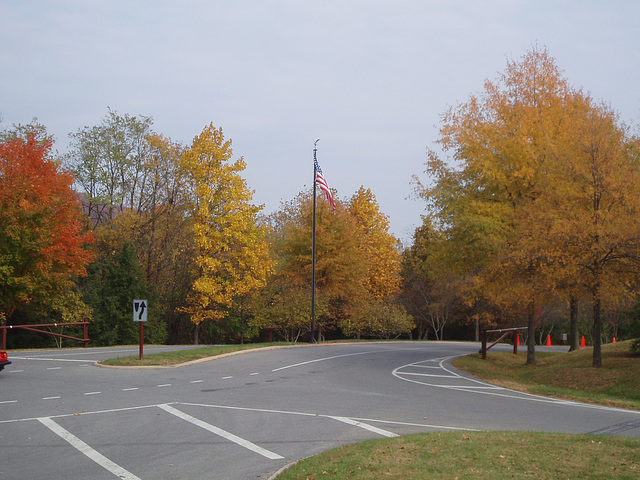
left=2, top=48, right=640, bottom=367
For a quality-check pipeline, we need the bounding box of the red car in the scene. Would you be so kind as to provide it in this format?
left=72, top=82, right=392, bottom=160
left=0, top=351, right=10, bottom=371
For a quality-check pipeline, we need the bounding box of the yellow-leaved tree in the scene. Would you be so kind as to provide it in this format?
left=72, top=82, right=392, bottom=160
left=179, top=124, right=274, bottom=343
left=348, top=186, right=402, bottom=299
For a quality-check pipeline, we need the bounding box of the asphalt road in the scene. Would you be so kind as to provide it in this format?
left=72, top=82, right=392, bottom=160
left=1, top=342, right=639, bottom=479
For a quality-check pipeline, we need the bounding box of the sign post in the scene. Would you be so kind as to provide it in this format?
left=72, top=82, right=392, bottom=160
left=133, top=299, right=148, bottom=360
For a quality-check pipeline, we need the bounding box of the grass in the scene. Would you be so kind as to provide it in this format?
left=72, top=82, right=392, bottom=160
left=99, top=342, right=295, bottom=367
left=453, top=340, right=640, bottom=410
left=277, top=431, right=640, bottom=479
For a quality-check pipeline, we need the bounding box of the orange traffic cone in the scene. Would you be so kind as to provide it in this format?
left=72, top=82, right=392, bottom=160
left=545, top=334, right=552, bottom=346
left=613, top=337, right=616, bottom=343
left=516, top=333, right=520, bottom=346
left=580, top=336, right=586, bottom=347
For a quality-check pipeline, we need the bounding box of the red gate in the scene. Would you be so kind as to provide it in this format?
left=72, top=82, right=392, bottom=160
left=480, top=327, right=528, bottom=359
left=1, top=322, right=90, bottom=350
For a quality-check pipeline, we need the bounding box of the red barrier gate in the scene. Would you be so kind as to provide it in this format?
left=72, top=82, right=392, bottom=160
left=480, top=327, right=528, bottom=359
left=1, top=322, right=90, bottom=350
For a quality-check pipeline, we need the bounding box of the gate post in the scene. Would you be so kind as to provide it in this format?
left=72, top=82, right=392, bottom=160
left=481, top=329, right=487, bottom=359
left=83, top=322, right=89, bottom=348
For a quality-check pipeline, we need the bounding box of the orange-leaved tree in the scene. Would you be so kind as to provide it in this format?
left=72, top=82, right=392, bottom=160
left=0, top=131, right=94, bottom=324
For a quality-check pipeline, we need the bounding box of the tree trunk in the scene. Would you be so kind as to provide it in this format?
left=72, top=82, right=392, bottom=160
left=193, top=323, right=200, bottom=345
left=568, top=295, right=579, bottom=352
left=526, top=300, right=537, bottom=365
left=592, top=285, right=602, bottom=368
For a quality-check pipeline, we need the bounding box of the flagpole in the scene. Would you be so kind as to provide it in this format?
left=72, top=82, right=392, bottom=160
left=310, top=139, right=319, bottom=343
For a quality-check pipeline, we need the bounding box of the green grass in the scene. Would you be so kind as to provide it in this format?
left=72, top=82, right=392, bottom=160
left=453, top=340, right=640, bottom=410
left=99, top=342, right=295, bottom=367
left=277, top=431, right=640, bottom=479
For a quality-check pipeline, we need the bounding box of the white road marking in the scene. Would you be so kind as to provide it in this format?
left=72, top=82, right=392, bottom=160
left=157, top=404, right=284, bottom=460
left=122, top=388, right=138, bottom=391
left=0, top=400, right=18, bottom=404
left=11, top=356, right=97, bottom=363
left=190, top=380, right=203, bottom=384
left=9, top=369, right=24, bottom=373
left=43, top=396, right=61, bottom=400
left=222, top=376, right=233, bottom=379
left=157, top=384, right=171, bottom=387
left=84, top=391, right=101, bottom=396
left=398, top=371, right=459, bottom=378
left=392, top=356, right=640, bottom=413
left=272, top=349, right=396, bottom=372
left=328, top=416, right=399, bottom=438
left=352, top=416, right=479, bottom=432
left=249, top=372, right=260, bottom=376
left=47, top=367, right=62, bottom=370
left=38, top=417, right=142, bottom=480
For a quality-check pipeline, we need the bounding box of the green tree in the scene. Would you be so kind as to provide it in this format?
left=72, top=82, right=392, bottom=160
left=67, top=109, right=155, bottom=226
left=80, top=242, right=165, bottom=345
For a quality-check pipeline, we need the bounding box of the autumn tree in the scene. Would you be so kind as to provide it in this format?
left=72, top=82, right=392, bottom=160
left=253, top=190, right=370, bottom=340
left=401, top=217, right=465, bottom=340
left=178, top=124, right=273, bottom=343
left=415, top=47, right=574, bottom=364
left=348, top=187, right=402, bottom=299
left=541, top=94, right=640, bottom=367
left=0, top=128, right=94, bottom=324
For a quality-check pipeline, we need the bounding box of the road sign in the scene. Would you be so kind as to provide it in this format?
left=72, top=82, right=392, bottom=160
left=133, top=299, right=148, bottom=322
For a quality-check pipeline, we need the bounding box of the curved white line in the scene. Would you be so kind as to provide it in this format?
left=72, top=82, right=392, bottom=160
left=272, top=349, right=398, bottom=372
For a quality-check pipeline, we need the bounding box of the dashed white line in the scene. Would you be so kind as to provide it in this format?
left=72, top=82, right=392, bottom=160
left=47, top=367, right=62, bottom=370
left=190, top=380, right=203, bottom=384
left=43, top=396, right=61, bottom=400
left=84, top=392, right=101, bottom=396
left=222, top=376, right=233, bottom=380
left=157, top=384, right=171, bottom=387
left=122, top=387, right=139, bottom=391
left=10, top=369, right=24, bottom=373
left=157, top=404, right=284, bottom=460
left=38, top=417, right=142, bottom=480
left=0, top=400, right=18, bottom=404
left=249, top=372, right=260, bottom=376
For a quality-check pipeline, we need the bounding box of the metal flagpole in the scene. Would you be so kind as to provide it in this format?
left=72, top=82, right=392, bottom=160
left=310, top=139, right=319, bottom=343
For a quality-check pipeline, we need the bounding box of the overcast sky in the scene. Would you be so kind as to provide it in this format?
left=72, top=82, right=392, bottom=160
left=2, top=1, right=639, bottom=243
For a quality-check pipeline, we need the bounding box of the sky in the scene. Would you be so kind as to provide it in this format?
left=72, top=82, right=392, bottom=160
left=2, top=1, right=639, bottom=244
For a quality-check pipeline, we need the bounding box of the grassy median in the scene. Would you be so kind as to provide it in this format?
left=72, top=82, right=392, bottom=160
left=276, top=431, right=640, bottom=479
left=99, top=342, right=295, bottom=366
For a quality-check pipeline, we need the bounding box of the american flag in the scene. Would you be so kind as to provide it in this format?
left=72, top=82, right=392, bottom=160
left=314, top=157, right=335, bottom=211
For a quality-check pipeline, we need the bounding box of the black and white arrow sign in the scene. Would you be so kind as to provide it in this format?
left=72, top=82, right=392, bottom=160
left=133, top=299, right=148, bottom=322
